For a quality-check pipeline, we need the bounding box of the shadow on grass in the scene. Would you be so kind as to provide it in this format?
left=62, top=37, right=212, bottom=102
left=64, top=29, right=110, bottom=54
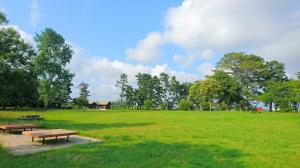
left=38, top=120, right=155, bottom=131
left=0, top=140, right=247, bottom=168
left=0, top=117, right=154, bottom=134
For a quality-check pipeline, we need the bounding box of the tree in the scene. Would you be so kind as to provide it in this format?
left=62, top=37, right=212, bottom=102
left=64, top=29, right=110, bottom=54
left=296, top=72, right=300, bottom=80
left=160, top=73, right=171, bottom=110
left=116, top=73, right=129, bottom=105
left=124, top=85, right=135, bottom=109
left=0, top=12, right=38, bottom=109
left=0, top=11, right=8, bottom=25
left=34, top=28, right=74, bottom=108
left=259, top=80, right=300, bottom=112
left=188, top=81, right=204, bottom=111
left=152, top=75, right=162, bottom=108
left=289, top=78, right=300, bottom=112
left=135, top=73, right=154, bottom=109
left=217, top=52, right=267, bottom=110
left=262, top=60, right=288, bottom=111
left=178, top=99, right=191, bottom=110
left=73, top=82, right=90, bottom=108
left=79, top=82, right=90, bottom=100
left=210, top=70, right=242, bottom=110
left=199, top=78, right=221, bottom=111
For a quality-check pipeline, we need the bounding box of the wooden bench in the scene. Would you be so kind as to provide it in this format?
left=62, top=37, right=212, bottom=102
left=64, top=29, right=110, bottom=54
left=17, top=115, right=45, bottom=120
left=0, top=124, right=40, bottom=134
left=23, top=129, right=79, bottom=145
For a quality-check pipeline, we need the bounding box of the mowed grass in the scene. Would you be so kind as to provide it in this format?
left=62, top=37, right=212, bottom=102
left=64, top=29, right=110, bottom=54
left=0, top=110, right=300, bottom=168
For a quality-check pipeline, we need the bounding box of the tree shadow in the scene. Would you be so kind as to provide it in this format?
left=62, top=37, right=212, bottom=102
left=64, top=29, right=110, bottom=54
left=38, top=120, right=155, bottom=131
left=1, top=140, right=247, bottom=168
left=75, top=141, right=247, bottom=168
left=0, top=116, right=155, bottom=133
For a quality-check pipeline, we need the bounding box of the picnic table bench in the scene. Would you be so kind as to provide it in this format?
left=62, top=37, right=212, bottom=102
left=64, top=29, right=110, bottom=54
left=23, top=129, right=79, bottom=145
left=17, top=115, right=45, bottom=120
left=0, top=124, right=40, bottom=134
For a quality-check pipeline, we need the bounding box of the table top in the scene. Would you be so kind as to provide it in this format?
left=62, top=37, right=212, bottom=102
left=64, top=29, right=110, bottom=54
left=0, top=124, right=40, bottom=129
left=22, top=129, right=79, bottom=138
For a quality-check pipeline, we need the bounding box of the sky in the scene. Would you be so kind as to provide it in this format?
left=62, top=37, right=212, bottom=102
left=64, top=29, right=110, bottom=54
left=1, top=0, right=300, bottom=101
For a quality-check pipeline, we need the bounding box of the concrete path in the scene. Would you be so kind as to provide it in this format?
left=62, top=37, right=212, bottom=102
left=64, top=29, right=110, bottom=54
left=0, top=132, right=101, bottom=155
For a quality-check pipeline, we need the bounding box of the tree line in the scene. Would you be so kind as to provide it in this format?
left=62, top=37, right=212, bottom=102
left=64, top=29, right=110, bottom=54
left=115, top=73, right=191, bottom=110
left=115, top=53, right=300, bottom=112
left=0, top=11, right=74, bottom=109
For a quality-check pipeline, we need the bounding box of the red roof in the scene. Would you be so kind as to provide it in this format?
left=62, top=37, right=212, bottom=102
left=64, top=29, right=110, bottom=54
left=256, top=107, right=264, bottom=111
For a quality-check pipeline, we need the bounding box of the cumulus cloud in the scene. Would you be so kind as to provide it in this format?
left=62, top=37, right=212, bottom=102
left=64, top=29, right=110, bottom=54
left=127, top=0, right=300, bottom=75
left=257, top=29, right=300, bottom=77
left=4, top=25, right=36, bottom=46
left=198, top=62, right=214, bottom=76
left=125, top=32, right=165, bottom=63
left=69, top=43, right=199, bottom=101
left=30, top=0, right=40, bottom=27
left=201, top=49, right=214, bottom=61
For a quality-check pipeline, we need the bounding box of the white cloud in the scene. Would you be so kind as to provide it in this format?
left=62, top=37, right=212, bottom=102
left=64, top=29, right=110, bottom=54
left=198, top=62, right=214, bottom=76
left=4, top=25, right=36, bottom=46
left=125, top=32, right=165, bottom=63
left=201, top=49, right=214, bottom=61
left=173, top=49, right=214, bottom=67
left=69, top=43, right=199, bottom=101
left=173, top=53, right=196, bottom=68
left=127, top=0, right=300, bottom=75
left=30, top=0, right=40, bottom=27
left=257, top=29, right=300, bottom=77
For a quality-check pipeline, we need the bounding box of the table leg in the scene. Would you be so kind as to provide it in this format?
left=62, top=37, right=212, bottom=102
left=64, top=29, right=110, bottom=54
left=32, top=137, right=34, bottom=142
left=31, top=128, right=33, bottom=131
left=66, top=135, right=69, bottom=142
left=9, top=129, right=11, bottom=134
left=42, top=138, right=45, bottom=145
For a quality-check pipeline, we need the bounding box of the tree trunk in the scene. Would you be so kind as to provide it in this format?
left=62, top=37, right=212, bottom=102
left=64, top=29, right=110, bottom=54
left=269, top=102, right=273, bottom=112
left=209, top=102, right=212, bottom=112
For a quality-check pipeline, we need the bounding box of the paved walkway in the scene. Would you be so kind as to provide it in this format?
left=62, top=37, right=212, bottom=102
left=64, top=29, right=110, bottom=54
left=0, top=132, right=101, bottom=155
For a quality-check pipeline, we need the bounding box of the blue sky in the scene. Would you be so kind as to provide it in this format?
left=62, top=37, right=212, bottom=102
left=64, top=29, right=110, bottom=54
left=1, top=0, right=300, bottom=100
left=0, top=0, right=180, bottom=61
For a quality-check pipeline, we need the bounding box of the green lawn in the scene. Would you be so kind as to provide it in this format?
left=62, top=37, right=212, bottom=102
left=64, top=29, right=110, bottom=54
left=0, top=110, right=299, bottom=168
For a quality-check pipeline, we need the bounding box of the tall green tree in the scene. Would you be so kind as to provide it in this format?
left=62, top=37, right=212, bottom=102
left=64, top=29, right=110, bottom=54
left=34, top=28, right=74, bottom=108
left=188, top=81, right=203, bottom=110
left=116, top=73, right=129, bottom=105
left=262, top=60, right=288, bottom=111
left=124, top=85, right=135, bottom=109
left=152, top=75, right=163, bottom=108
left=160, top=73, right=171, bottom=110
left=210, top=70, right=242, bottom=110
left=73, top=82, right=90, bottom=108
left=199, top=78, right=221, bottom=111
left=136, top=73, right=154, bottom=109
left=0, top=12, right=38, bottom=109
left=217, top=52, right=266, bottom=110
left=296, top=72, right=300, bottom=80
left=79, top=82, right=90, bottom=100
left=0, top=11, right=8, bottom=25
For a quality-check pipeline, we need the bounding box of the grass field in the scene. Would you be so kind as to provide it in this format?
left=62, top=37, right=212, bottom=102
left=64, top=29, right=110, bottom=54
left=0, top=110, right=299, bottom=168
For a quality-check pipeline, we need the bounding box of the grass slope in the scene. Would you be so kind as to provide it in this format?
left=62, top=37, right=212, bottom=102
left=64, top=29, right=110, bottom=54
left=0, top=110, right=299, bottom=168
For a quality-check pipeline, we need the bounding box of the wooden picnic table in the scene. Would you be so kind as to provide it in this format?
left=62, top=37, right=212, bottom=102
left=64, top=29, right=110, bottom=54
left=0, top=124, right=40, bottom=134
left=23, top=129, right=79, bottom=145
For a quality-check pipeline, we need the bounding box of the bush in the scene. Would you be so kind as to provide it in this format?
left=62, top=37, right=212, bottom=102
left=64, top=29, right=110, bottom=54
left=178, top=100, right=191, bottom=110
left=72, top=97, right=88, bottom=109
left=144, top=99, right=153, bottom=110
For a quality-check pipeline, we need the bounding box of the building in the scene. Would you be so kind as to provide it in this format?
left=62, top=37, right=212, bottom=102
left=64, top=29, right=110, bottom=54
left=89, top=101, right=111, bottom=110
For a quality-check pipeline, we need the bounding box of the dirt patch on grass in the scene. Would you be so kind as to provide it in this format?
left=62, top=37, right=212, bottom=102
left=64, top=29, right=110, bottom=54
left=0, top=132, right=102, bottom=155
